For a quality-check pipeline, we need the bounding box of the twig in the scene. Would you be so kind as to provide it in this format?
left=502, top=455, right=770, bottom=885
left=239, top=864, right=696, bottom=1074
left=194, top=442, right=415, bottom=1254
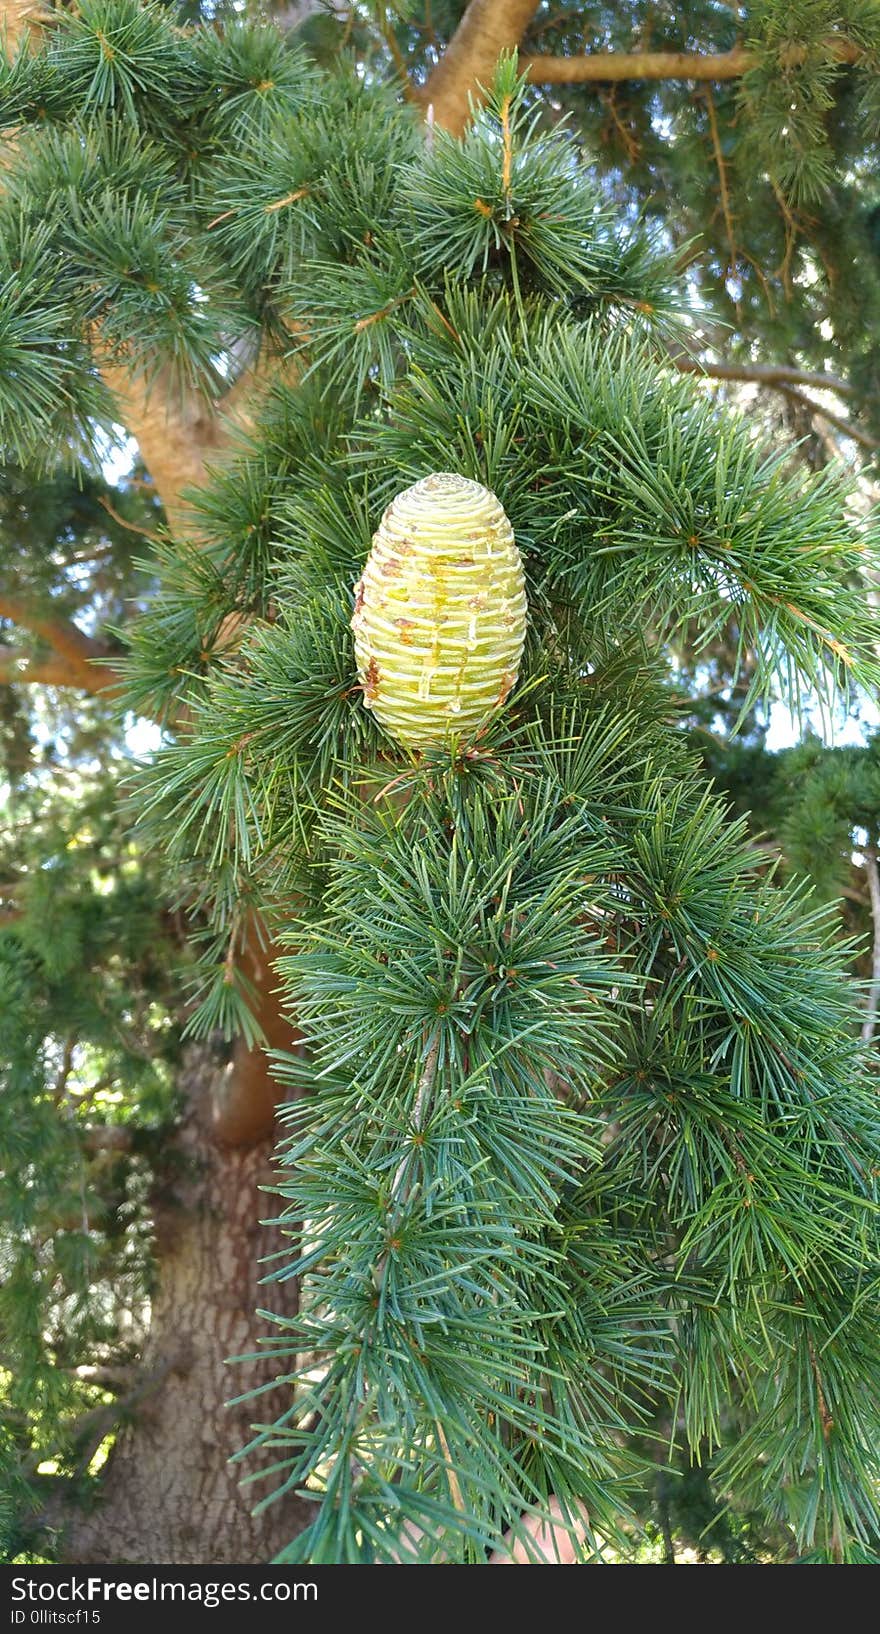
left=860, top=845, right=880, bottom=1044
left=770, top=180, right=800, bottom=298
left=97, top=495, right=162, bottom=544
left=264, top=186, right=311, bottom=213
left=601, top=85, right=640, bottom=162
left=422, top=0, right=438, bottom=48
left=390, top=1029, right=440, bottom=1200
left=670, top=359, right=877, bottom=450
left=500, top=92, right=513, bottom=196
left=777, top=386, right=879, bottom=453
left=435, top=1419, right=465, bottom=1512
left=656, top=1467, right=677, bottom=1565
left=354, top=287, right=416, bottom=333
left=704, top=88, right=738, bottom=303
left=374, top=1029, right=441, bottom=1292
left=806, top=1330, right=834, bottom=1443
left=379, top=13, right=418, bottom=101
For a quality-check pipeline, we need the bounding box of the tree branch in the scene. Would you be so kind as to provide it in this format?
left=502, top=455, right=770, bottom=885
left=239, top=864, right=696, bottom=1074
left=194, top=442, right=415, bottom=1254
left=0, top=644, right=90, bottom=689
left=0, top=596, right=125, bottom=694
left=670, top=360, right=877, bottom=450
left=520, top=39, right=862, bottom=85
left=776, top=386, right=880, bottom=452
left=671, top=358, right=857, bottom=397
left=861, top=846, right=880, bottom=1045
left=419, top=0, right=541, bottom=134
left=25, top=1351, right=188, bottom=1539
left=0, top=592, right=111, bottom=668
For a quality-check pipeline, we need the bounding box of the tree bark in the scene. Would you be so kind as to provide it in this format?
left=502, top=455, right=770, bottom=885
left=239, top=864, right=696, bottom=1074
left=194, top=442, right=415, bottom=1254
left=860, top=846, right=880, bottom=1046
left=1, top=0, right=45, bottom=54
left=520, top=39, right=862, bottom=85
left=520, top=47, right=754, bottom=84
left=51, top=1045, right=309, bottom=1566
left=419, top=0, right=540, bottom=135
left=98, top=362, right=241, bottom=539
left=213, top=928, right=304, bottom=1149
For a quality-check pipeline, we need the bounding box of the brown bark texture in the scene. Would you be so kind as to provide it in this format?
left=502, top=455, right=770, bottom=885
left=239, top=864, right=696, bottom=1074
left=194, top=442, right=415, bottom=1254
left=53, top=1046, right=309, bottom=1566
left=419, top=0, right=540, bottom=134
left=521, top=46, right=754, bottom=83
left=520, top=38, right=861, bottom=84
left=98, top=362, right=239, bottom=539
left=214, top=929, right=304, bottom=1149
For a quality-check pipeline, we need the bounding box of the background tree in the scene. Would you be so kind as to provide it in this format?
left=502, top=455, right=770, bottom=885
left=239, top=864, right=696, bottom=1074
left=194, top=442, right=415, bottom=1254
left=297, top=0, right=880, bottom=453
left=1, top=0, right=879, bottom=1567
left=0, top=466, right=310, bottom=1563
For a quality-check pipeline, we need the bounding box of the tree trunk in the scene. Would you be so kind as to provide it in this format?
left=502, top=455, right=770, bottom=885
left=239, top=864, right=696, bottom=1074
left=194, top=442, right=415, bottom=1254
left=419, top=0, right=540, bottom=134
left=57, top=1045, right=310, bottom=1566
left=98, top=363, right=236, bottom=539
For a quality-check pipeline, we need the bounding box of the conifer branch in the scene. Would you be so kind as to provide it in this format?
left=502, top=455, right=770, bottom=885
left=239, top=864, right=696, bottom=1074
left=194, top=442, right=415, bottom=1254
left=671, top=358, right=857, bottom=397
left=860, top=845, right=880, bottom=1045
left=0, top=0, right=251, bottom=538
left=670, top=360, right=877, bottom=448
left=519, top=39, right=863, bottom=85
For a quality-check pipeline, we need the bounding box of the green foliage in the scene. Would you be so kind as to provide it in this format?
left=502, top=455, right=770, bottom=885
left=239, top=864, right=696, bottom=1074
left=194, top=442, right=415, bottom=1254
left=0, top=756, right=180, bottom=1559
left=2, top=2, right=880, bottom=1566
left=93, top=59, right=880, bottom=1561
left=0, top=454, right=178, bottom=1559
left=240, top=711, right=880, bottom=1563
left=393, top=1, right=880, bottom=447
left=739, top=0, right=880, bottom=203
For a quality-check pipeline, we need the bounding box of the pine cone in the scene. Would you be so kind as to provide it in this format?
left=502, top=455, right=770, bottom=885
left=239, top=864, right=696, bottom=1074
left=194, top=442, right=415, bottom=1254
left=352, top=473, right=527, bottom=750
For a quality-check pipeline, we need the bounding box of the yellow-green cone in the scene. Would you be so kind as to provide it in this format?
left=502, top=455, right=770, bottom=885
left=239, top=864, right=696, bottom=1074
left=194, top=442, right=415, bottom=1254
left=352, top=473, right=527, bottom=751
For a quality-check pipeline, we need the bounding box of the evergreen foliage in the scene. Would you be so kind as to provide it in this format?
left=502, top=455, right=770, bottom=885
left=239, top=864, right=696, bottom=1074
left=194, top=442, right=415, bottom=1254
left=0, top=736, right=180, bottom=1560
left=0, top=461, right=180, bottom=1557
left=348, top=0, right=880, bottom=445
left=2, top=3, right=880, bottom=1565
